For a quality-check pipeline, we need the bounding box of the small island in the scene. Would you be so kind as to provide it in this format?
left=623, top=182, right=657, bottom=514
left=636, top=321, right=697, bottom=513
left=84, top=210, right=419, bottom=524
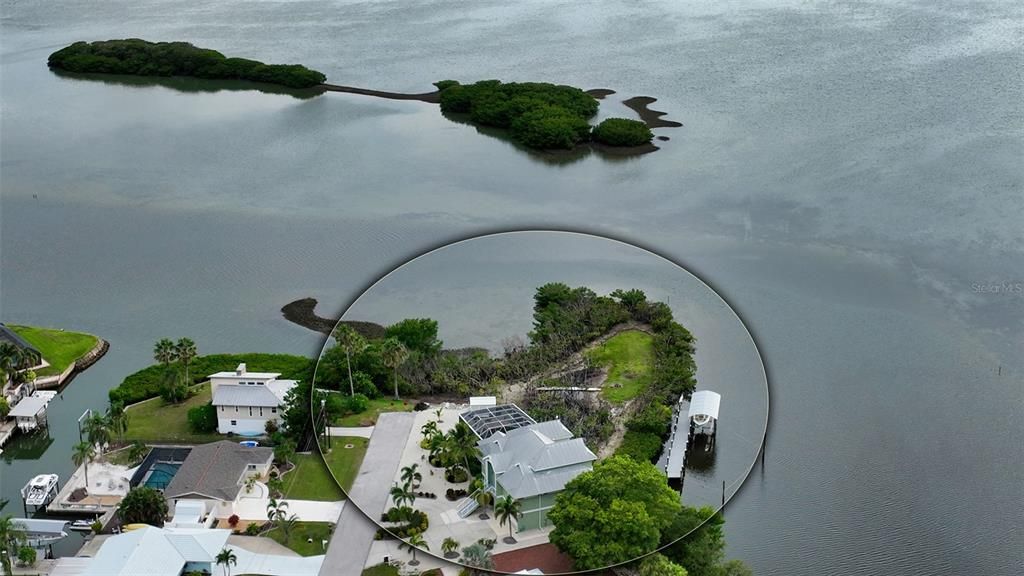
left=47, top=39, right=326, bottom=89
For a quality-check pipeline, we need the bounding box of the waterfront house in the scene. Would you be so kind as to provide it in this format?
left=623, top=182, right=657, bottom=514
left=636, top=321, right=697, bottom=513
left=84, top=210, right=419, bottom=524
left=209, top=363, right=296, bottom=435
left=163, top=440, right=273, bottom=518
left=461, top=404, right=597, bottom=532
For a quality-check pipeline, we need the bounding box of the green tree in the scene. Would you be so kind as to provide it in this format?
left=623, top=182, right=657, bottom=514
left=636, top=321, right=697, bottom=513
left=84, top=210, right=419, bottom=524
left=117, top=486, right=168, bottom=526
left=266, top=498, right=288, bottom=525
left=333, top=325, right=366, bottom=397
left=72, top=441, right=96, bottom=488
left=379, top=338, right=408, bottom=400
left=187, top=403, right=218, bottom=433
left=106, top=402, right=129, bottom=444
left=0, top=398, right=8, bottom=419
left=389, top=482, right=413, bottom=509
left=0, top=515, right=27, bottom=575
left=384, top=318, right=442, bottom=355
left=400, top=463, right=422, bottom=489
left=273, top=439, right=296, bottom=467
left=279, top=513, right=299, bottom=541
left=16, top=546, right=36, bottom=568
left=84, top=412, right=111, bottom=451
left=640, top=553, right=689, bottom=576
left=592, top=117, right=654, bottom=146
left=153, top=338, right=176, bottom=366
left=548, top=456, right=681, bottom=569
left=400, top=532, right=429, bottom=565
left=494, top=495, right=522, bottom=541
left=441, top=536, right=460, bottom=558
left=174, top=338, right=198, bottom=384
left=660, top=506, right=726, bottom=576
left=215, top=547, right=237, bottom=576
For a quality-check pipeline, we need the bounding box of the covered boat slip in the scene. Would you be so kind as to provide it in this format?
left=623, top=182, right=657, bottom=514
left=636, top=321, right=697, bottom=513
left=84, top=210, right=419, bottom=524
left=659, top=390, right=722, bottom=481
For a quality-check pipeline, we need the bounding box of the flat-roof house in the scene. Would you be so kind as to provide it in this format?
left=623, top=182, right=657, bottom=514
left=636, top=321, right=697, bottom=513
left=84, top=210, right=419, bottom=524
left=209, top=363, right=296, bottom=435
left=471, top=406, right=597, bottom=532
left=163, top=440, right=273, bottom=518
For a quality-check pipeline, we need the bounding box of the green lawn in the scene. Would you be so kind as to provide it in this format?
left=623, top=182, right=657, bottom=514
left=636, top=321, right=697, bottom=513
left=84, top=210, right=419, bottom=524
left=335, top=397, right=413, bottom=426
left=281, top=436, right=368, bottom=501
left=362, top=564, right=399, bottom=576
left=123, top=383, right=222, bottom=444
left=587, top=330, right=655, bottom=404
left=265, top=521, right=334, bottom=556
left=9, top=324, right=98, bottom=377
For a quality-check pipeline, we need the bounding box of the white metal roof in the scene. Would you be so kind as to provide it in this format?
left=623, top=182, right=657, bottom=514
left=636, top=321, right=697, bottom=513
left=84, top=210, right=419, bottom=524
left=83, top=526, right=229, bottom=576
left=9, top=394, right=48, bottom=417
left=470, top=396, right=497, bottom=406
left=688, top=390, right=722, bottom=420
left=208, top=371, right=280, bottom=380
left=212, top=383, right=283, bottom=408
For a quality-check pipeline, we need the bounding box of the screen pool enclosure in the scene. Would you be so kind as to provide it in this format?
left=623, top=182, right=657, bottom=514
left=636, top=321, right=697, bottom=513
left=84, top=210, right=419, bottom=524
left=129, top=446, right=191, bottom=491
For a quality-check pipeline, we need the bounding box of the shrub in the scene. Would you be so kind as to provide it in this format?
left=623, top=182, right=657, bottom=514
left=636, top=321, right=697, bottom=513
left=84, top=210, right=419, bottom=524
left=17, top=546, right=36, bottom=567
left=187, top=402, right=218, bottom=434
left=433, top=79, right=460, bottom=91
left=48, top=40, right=326, bottom=88
left=592, top=117, right=654, bottom=146
left=245, top=522, right=261, bottom=535
left=90, top=520, right=103, bottom=534
left=445, top=467, right=469, bottom=484
left=228, top=514, right=240, bottom=528
left=510, top=107, right=592, bottom=150
left=118, top=486, right=168, bottom=526
left=616, top=430, right=664, bottom=463
left=627, top=404, right=673, bottom=437
left=339, top=393, right=370, bottom=416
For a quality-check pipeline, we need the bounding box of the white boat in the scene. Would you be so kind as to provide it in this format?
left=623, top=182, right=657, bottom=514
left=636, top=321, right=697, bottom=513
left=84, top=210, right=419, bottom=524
left=69, top=519, right=96, bottom=532
left=22, top=473, right=60, bottom=507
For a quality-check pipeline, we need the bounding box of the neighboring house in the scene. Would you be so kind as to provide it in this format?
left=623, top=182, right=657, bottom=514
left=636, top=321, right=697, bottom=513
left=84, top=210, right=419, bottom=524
left=464, top=404, right=597, bottom=532
left=56, top=525, right=324, bottom=576
left=209, top=363, right=296, bottom=435
left=163, top=440, right=273, bottom=518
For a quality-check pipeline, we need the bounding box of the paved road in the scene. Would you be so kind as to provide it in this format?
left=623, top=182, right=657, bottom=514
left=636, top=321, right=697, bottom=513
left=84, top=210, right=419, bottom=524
left=319, top=411, right=416, bottom=576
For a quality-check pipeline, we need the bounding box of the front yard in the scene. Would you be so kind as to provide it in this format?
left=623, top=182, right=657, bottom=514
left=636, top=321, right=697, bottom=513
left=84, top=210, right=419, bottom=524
left=9, top=324, right=99, bottom=377
left=123, top=382, right=223, bottom=444
left=335, top=397, right=414, bottom=426
left=265, top=521, right=334, bottom=556
left=281, top=436, right=369, bottom=501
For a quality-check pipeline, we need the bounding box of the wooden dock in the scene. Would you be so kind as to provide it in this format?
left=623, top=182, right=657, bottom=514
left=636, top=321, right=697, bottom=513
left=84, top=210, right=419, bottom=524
left=658, top=397, right=693, bottom=481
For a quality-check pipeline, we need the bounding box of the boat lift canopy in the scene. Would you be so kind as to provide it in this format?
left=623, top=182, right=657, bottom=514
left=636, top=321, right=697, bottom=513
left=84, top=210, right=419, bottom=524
left=688, top=390, right=721, bottom=424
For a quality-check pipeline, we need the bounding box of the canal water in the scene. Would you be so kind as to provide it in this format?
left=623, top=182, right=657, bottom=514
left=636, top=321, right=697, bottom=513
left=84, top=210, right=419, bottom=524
left=1, top=1, right=1022, bottom=573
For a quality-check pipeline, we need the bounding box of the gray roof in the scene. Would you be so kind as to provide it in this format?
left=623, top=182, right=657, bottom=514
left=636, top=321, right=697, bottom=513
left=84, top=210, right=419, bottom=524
left=212, top=383, right=282, bottom=408
left=163, top=441, right=272, bottom=502
left=461, top=404, right=536, bottom=439
left=480, top=420, right=596, bottom=499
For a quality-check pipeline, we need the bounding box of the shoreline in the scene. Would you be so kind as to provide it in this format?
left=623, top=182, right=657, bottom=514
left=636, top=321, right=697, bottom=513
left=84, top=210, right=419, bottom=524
left=281, top=297, right=384, bottom=339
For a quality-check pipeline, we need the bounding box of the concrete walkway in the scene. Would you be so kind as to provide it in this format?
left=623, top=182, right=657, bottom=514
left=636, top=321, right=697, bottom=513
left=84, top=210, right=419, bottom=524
left=232, top=497, right=344, bottom=523
left=319, top=411, right=415, bottom=576
left=328, top=426, right=374, bottom=438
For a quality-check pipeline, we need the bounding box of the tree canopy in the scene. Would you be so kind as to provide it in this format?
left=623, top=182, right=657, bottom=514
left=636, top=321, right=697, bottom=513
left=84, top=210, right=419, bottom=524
left=118, top=486, right=168, bottom=526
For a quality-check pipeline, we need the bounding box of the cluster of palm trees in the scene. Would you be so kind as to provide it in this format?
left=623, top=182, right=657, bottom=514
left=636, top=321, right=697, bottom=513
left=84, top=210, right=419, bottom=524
left=332, top=325, right=411, bottom=400
left=0, top=514, right=29, bottom=574
left=71, top=404, right=130, bottom=491
left=0, top=341, right=38, bottom=388
left=421, top=417, right=481, bottom=484
left=153, top=337, right=197, bottom=402
left=265, top=498, right=299, bottom=540
left=214, top=547, right=236, bottom=576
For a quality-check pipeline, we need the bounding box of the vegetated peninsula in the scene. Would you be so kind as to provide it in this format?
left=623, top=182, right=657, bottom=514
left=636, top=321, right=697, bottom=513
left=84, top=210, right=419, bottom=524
left=47, top=39, right=326, bottom=89
left=47, top=39, right=679, bottom=155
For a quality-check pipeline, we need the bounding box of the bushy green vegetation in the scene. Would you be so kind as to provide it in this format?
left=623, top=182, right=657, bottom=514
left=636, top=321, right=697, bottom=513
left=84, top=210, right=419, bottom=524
left=48, top=39, right=326, bottom=88
left=186, top=402, right=218, bottom=433
left=8, top=325, right=98, bottom=377
left=592, top=117, right=654, bottom=146
left=616, top=403, right=673, bottom=462
left=437, top=80, right=600, bottom=150
left=110, top=353, right=311, bottom=405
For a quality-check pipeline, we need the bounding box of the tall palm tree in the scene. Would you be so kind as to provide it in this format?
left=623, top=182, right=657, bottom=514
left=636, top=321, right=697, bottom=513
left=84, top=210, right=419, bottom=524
left=215, top=547, right=237, bottom=576
left=72, top=441, right=96, bottom=489
left=266, top=498, right=288, bottom=525
left=400, top=463, right=422, bottom=490
left=389, top=482, right=411, bottom=509
left=84, top=412, right=111, bottom=452
left=400, top=533, right=429, bottom=566
left=106, top=403, right=129, bottom=445
left=173, top=338, right=197, bottom=384
left=333, top=325, right=366, bottom=397
left=0, top=514, right=27, bottom=575
left=449, top=421, right=481, bottom=474
left=420, top=420, right=439, bottom=442
left=152, top=338, right=176, bottom=366
left=495, top=495, right=522, bottom=542
left=380, top=338, right=408, bottom=400
left=279, top=513, right=299, bottom=540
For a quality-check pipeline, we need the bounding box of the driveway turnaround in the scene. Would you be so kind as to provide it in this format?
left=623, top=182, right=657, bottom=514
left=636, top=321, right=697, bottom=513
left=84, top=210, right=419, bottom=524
left=319, top=411, right=416, bottom=576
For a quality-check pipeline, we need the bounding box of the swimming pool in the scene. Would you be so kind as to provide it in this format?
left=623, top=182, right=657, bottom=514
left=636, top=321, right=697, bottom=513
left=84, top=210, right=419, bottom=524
left=142, top=462, right=181, bottom=490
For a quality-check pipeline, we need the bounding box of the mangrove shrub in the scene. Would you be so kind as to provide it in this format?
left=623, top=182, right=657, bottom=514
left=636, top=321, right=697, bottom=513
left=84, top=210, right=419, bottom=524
left=592, top=117, right=654, bottom=146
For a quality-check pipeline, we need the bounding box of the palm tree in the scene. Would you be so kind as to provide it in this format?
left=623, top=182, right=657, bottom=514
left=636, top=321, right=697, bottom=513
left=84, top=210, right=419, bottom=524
left=0, top=514, right=27, bottom=575
left=400, top=532, right=429, bottom=565
left=420, top=420, right=439, bottom=441
left=400, top=463, right=422, bottom=490
left=460, top=542, right=495, bottom=573
left=333, top=325, right=366, bottom=397
left=152, top=338, right=176, bottom=366
left=215, top=547, right=237, bottom=576
left=474, top=487, right=494, bottom=519
left=495, top=495, right=522, bottom=542
left=106, top=403, right=129, bottom=445
left=380, top=338, right=408, bottom=400
left=279, top=513, right=299, bottom=541
left=266, top=498, right=288, bottom=525
left=448, top=421, right=481, bottom=475
left=441, top=537, right=460, bottom=559
left=72, top=441, right=96, bottom=490
left=84, top=412, right=111, bottom=452
left=389, top=483, right=411, bottom=509
left=173, top=338, right=197, bottom=384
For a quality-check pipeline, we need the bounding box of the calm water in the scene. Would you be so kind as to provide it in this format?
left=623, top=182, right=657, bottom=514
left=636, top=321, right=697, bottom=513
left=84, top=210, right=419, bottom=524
left=2, top=1, right=1022, bottom=573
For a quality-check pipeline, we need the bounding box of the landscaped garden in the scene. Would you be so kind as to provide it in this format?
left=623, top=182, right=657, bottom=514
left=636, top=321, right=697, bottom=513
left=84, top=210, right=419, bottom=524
left=586, top=329, right=655, bottom=404
left=8, top=324, right=98, bottom=377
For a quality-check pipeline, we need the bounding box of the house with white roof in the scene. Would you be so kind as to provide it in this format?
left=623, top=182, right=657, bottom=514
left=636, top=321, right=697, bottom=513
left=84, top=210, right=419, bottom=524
left=462, top=404, right=597, bottom=532
left=209, top=363, right=297, bottom=435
